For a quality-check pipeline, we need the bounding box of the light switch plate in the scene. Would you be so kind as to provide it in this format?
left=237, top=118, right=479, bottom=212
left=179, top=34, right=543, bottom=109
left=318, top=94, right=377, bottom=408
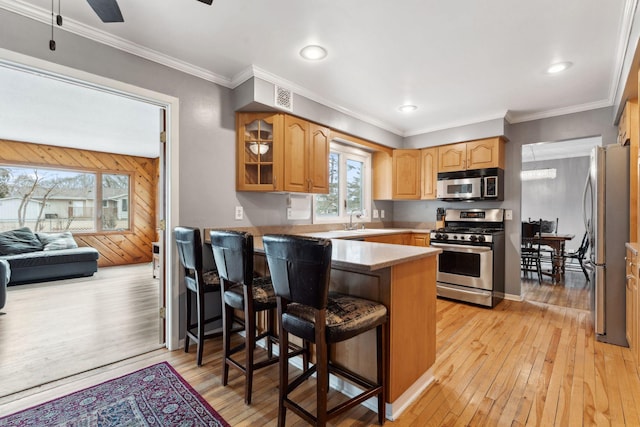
left=373, top=209, right=379, bottom=219
left=505, top=209, right=513, bottom=220
left=381, top=210, right=385, bottom=219
left=235, top=206, right=243, bottom=220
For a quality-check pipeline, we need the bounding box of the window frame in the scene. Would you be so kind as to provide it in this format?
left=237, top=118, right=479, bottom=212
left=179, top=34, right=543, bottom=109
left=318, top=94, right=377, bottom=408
left=312, top=142, right=372, bottom=225
left=0, top=163, right=133, bottom=234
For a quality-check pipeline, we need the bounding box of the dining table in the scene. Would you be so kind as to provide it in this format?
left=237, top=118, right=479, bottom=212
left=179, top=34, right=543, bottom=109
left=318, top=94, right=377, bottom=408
left=538, top=232, right=575, bottom=282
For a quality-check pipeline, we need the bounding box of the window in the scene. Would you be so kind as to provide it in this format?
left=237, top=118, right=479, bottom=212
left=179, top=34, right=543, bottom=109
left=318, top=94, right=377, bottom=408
left=0, top=165, right=131, bottom=233
left=313, top=143, right=371, bottom=224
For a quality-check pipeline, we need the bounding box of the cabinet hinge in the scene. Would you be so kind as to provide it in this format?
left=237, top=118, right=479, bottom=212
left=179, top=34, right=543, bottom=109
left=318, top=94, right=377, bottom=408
left=159, top=219, right=166, bottom=231
left=160, top=131, right=167, bottom=144
left=159, top=306, right=166, bottom=319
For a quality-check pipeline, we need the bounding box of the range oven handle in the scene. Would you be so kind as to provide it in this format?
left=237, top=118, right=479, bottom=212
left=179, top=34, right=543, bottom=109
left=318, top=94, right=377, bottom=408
left=430, top=242, right=492, bottom=253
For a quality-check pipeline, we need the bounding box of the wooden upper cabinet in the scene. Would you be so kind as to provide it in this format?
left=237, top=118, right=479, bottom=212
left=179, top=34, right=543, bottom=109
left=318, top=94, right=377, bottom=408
left=392, top=150, right=421, bottom=199
left=420, top=147, right=438, bottom=200
left=438, top=137, right=506, bottom=172
left=438, top=142, right=467, bottom=172
left=373, top=151, right=393, bottom=200
left=283, top=115, right=330, bottom=194
left=308, top=123, right=331, bottom=193
left=236, top=112, right=329, bottom=194
left=236, top=112, right=283, bottom=192
left=466, top=138, right=505, bottom=170
left=619, top=101, right=633, bottom=145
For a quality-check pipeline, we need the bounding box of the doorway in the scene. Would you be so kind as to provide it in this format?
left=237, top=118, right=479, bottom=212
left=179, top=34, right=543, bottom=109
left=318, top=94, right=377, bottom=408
left=520, top=136, right=600, bottom=309
left=0, top=50, right=180, bottom=395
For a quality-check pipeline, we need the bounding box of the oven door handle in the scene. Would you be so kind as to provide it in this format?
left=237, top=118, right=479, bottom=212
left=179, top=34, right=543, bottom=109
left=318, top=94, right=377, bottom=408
left=430, top=242, right=492, bottom=253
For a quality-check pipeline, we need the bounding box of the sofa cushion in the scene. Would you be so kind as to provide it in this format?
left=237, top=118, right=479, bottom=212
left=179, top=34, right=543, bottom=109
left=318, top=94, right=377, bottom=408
left=0, top=247, right=99, bottom=269
left=0, top=227, right=43, bottom=255
left=36, top=232, right=79, bottom=251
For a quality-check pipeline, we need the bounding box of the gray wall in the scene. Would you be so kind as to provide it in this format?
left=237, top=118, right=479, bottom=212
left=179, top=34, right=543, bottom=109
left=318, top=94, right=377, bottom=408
left=521, top=157, right=590, bottom=252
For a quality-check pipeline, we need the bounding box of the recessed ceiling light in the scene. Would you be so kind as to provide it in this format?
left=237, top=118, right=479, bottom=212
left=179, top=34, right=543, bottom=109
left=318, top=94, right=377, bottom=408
left=398, top=104, right=418, bottom=113
left=546, top=61, right=573, bottom=74
left=300, top=45, right=327, bottom=60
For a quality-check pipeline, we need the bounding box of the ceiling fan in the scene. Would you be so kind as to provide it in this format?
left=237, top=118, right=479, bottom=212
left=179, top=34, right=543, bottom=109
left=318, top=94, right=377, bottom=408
left=85, top=0, right=213, bottom=23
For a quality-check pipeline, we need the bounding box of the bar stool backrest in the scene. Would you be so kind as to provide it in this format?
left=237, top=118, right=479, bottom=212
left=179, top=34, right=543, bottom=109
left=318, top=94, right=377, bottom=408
left=262, top=234, right=332, bottom=310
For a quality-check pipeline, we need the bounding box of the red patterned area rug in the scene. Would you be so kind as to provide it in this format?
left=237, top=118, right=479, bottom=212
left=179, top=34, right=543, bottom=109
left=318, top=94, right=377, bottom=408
left=0, top=362, right=229, bottom=426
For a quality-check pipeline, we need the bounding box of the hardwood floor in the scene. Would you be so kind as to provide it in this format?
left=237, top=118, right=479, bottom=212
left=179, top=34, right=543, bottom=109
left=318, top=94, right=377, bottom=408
left=2, top=277, right=639, bottom=426
left=0, top=263, right=161, bottom=398
left=522, top=268, right=591, bottom=310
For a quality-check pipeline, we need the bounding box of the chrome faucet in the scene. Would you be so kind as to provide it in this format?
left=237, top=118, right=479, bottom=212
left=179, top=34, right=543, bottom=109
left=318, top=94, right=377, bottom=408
left=345, top=210, right=362, bottom=230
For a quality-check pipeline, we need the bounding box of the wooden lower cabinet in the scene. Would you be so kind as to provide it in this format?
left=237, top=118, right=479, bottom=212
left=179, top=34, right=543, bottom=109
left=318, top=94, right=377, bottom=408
left=365, top=232, right=430, bottom=247
left=330, top=255, right=436, bottom=402
left=626, top=244, right=639, bottom=368
left=365, top=233, right=411, bottom=245
left=412, top=233, right=430, bottom=247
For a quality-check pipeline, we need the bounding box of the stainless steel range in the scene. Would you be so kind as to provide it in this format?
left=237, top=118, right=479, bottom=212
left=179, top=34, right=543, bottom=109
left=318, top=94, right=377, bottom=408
left=430, top=208, right=505, bottom=307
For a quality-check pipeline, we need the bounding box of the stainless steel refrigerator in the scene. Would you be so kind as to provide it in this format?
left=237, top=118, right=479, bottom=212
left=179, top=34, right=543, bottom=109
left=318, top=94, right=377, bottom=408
left=583, top=144, right=629, bottom=347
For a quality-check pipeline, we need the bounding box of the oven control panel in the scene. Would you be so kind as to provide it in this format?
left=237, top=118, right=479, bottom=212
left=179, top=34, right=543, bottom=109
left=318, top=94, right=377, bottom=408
left=430, top=232, right=493, bottom=243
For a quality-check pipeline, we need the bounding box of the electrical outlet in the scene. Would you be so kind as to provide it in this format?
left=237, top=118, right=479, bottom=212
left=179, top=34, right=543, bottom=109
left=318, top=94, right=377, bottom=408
left=505, top=209, right=513, bottom=220
left=381, top=210, right=385, bottom=219
left=235, top=206, right=243, bottom=220
left=373, top=209, right=379, bottom=219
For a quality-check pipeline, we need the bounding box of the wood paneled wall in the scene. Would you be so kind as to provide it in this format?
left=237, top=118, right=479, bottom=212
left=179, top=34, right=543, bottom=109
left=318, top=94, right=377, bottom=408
left=0, top=139, right=158, bottom=267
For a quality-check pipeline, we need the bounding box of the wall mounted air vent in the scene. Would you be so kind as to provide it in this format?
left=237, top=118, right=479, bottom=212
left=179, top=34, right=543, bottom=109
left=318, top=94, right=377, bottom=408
left=275, top=86, right=293, bottom=111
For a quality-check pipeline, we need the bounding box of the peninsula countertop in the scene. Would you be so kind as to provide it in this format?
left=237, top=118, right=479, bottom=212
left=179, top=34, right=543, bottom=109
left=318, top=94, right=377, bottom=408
left=254, top=233, right=441, bottom=272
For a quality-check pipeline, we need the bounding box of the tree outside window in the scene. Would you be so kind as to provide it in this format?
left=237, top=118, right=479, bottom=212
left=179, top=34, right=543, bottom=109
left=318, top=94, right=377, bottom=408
left=313, top=143, right=371, bottom=224
left=0, top=165, right=131, bottom=233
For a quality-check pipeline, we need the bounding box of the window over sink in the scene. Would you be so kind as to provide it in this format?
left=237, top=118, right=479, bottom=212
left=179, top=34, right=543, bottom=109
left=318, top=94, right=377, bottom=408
left=312, top=142, right=371, bottom=224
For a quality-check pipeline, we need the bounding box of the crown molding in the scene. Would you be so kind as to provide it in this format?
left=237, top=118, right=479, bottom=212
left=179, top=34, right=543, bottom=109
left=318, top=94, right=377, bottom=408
left=610, top=0, right=639, bottom=105
left=508, top=99, right=613, bottom=124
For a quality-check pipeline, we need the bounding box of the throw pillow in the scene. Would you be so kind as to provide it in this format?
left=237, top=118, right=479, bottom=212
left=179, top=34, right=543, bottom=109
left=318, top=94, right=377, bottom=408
left=0, top=227, right=44, bottom=255
left=36, top=231, right=79, bottom=251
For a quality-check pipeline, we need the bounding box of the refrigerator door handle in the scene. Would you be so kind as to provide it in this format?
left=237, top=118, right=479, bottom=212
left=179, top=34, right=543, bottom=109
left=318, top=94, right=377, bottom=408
left=582, top=169, right=591, bottom=230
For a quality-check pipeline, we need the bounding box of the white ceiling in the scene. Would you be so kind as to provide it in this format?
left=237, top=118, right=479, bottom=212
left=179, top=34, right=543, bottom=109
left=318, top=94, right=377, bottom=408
left=0, top=0, right=634, bottom=157
left=0, top=65, right=161, bottom=157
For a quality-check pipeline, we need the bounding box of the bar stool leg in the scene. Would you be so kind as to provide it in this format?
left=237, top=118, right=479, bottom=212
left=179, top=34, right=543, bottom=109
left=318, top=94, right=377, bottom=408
left=184, top=292, right=192, bottom=353
left=377, top=324, right=386, bottom=425
left=245, top=307, right=256, bottom=404
left=221, top=301, right=234, bottom=386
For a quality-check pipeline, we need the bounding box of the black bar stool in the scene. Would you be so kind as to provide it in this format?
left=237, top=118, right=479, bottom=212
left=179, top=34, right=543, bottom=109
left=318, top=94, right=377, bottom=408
left=263, top=234, right=388, bottom=426
left=173, top=226, right=222, bottom=366
left=209, top=230, right=307, bottom=405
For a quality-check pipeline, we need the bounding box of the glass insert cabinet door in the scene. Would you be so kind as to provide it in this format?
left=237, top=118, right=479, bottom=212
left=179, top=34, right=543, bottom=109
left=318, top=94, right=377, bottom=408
left=236, top=113, right=283, bottom=191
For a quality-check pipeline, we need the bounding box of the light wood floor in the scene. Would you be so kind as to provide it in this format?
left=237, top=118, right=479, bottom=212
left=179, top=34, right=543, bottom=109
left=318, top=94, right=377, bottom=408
left=2, top=280, right=640, bottom=426
left=0, top=263, right=162, bottom=398
left=522, top=267, right=591, bottom=310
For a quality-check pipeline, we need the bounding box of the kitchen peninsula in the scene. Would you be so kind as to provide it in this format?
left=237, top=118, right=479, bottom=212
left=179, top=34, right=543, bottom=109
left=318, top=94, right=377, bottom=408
left=250, top=230, right=441, bottom=419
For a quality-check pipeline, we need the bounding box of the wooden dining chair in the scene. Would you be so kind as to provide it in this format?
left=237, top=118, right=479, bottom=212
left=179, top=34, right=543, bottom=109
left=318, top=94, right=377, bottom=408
left=521, top=221, right=543, bottom=284
left=563, top=231, right=590, bottom=280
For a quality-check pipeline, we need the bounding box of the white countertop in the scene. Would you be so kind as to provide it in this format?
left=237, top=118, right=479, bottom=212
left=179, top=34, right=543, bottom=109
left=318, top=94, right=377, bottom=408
left=255, top=231, right=440, bottom=272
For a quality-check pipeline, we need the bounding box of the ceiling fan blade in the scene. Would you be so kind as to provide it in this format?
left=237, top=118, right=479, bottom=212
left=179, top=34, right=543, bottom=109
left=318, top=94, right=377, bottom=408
left=86, top=0, right=124, bottom=23
left=197, top=0, right=214, bottom=4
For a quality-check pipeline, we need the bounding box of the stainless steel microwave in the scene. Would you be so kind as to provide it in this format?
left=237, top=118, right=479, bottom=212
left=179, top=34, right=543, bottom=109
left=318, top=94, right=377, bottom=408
left=436, top=168, right=504, bottom=201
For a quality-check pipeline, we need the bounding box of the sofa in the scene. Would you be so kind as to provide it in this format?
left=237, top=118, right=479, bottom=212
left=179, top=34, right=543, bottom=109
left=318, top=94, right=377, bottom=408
left=0, top=228, right=99, bottom=298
